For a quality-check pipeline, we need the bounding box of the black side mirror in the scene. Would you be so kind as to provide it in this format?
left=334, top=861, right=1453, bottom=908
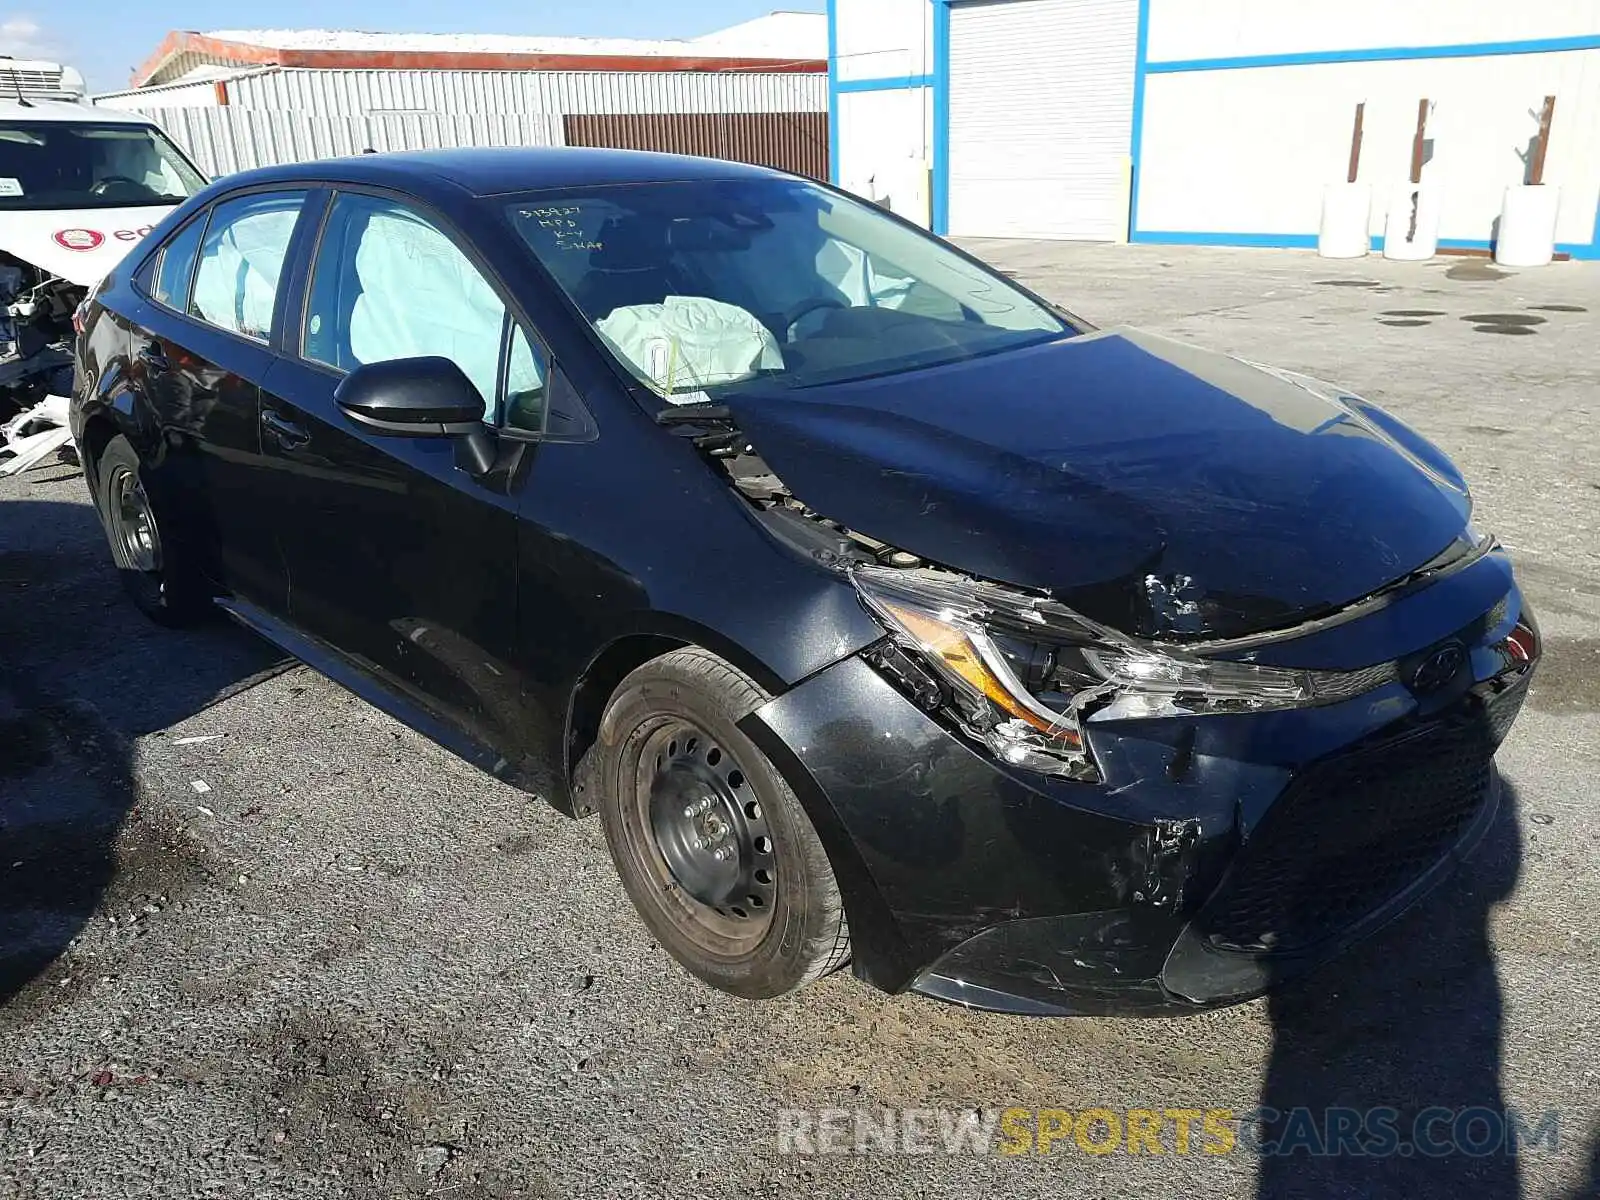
left=334, top=356, right=498, bottom=475
left=334, top=356, right=486, bottom=435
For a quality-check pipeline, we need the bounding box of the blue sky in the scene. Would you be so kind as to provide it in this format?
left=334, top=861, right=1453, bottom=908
left=1, top=1, right=817, bottom=93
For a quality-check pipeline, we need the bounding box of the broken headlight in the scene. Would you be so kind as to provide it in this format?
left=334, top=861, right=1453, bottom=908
left=852, top=566, right=1396, bottom=781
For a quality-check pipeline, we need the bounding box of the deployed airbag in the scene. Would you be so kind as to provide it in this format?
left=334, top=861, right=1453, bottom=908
left=596, top=296, right=782, bottom=401
left=191, top=206, right=299, bottom=340
left=348, top=208, right=506, bottom=413
left=817, top=240, right=916, bottom=312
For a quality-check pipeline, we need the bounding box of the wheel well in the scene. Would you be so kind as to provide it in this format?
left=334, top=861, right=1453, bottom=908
left=77, top=414, right=119, bottom=498
left=565, top=634, right=686, bottom=812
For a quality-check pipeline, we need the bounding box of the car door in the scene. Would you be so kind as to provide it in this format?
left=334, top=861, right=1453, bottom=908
left=126, top=188, right=312, bottom=610
left=257, top=188, right=553, bottom=759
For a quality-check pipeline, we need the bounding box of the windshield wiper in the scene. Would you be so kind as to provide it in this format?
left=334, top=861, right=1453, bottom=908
left=655, top=402, right=733, bottom=427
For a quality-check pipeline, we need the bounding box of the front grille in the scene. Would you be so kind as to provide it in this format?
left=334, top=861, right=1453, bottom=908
left=1196, top=676, right=1529, bottom=955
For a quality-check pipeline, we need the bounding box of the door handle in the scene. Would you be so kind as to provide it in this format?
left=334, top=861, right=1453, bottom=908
left=137, top=344, right=169, bottom=374
left=261, top=409, right=311, bottom=451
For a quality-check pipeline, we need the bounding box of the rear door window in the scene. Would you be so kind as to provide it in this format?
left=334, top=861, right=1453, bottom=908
left=189, top=190, right=307, bottom=341
left=150, top=215, right=206, bottom=311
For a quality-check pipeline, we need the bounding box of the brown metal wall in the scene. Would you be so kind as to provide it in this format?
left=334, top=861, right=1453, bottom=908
left=562, top=112, right=828, bottom=180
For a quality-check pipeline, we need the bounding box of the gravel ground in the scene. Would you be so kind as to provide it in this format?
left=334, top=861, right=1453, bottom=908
left=1, top=243, right=1597, bottom=1199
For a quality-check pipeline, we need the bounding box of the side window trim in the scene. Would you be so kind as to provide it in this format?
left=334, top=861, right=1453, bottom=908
left=497, top=316, right=554, bottom=439
left=493, top=310, right=515, bottom=430
left=270, top=186, right=332, bottom=358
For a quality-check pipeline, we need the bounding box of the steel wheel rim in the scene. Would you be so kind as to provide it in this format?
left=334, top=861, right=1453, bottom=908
left=109, top=465, right=161, bottom=574
left=631, top=717, right=777, bottom=953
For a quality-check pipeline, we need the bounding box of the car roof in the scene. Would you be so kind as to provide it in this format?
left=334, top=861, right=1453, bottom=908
left=208, top=146, right=789, bottom=204
left=0, top=98, right=161, bottom=125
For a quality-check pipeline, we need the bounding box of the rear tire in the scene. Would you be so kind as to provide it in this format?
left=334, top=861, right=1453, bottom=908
left=593, top=647, right=850, bottom=999
left=95, top=434, right=209, bottom=627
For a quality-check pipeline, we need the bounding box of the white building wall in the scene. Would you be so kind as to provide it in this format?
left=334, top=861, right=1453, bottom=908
left=828, top=0, right=1600, bottom=251
left=832, top=0, right=935, bottom=224
left=836, top=0, right=935, bottom=81
left=1137, top=0, right=1600, bottom=248
left=836, top=87, right=933, bottom=222
left=1138, top=50, right=1600, bottom=245
left=1146, top=0, right=1600, bottom=62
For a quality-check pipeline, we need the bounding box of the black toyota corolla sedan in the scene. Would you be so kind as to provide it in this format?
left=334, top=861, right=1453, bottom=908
left=71, top=148, right=1539, bottom=1015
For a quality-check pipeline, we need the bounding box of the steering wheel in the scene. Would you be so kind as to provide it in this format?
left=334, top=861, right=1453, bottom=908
left=90, top=175, right=145, bottom=196
left=781, top=296, right=847, bottom=342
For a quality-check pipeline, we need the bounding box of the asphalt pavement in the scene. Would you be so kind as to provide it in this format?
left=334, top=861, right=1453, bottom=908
left=1, top=243, right=1597, bottom=1199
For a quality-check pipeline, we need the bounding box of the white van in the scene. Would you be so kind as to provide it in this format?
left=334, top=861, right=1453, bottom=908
left=0, top=57, right=205, bottom=445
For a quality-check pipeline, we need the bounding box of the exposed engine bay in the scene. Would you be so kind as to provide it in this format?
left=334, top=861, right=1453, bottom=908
left=688, top=420, right=922, bottom=573
left=0, top=250, right=80, bottom=413
left=0, top=251, right=81, bottom=473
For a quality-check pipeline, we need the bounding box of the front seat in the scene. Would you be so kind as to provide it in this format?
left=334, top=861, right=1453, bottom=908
left=572, top=217, right=682, bottom=319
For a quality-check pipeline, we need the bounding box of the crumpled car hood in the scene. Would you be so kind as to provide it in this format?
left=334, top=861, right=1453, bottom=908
left=727, top=328, right=1473, bottom=640
left=0, top=205, right=174, bottom=286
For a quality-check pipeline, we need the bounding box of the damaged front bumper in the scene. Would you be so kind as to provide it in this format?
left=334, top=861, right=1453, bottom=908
left=739, top=554, right=1538, bottom=1017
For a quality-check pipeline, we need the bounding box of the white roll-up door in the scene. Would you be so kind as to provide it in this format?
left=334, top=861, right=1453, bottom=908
left=948, top=0, right=1139, bottom=240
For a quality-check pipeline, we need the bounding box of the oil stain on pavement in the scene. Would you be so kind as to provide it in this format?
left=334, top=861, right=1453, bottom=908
left=1463, top=313, right=1547, bottom=336
left=1445, top=261, right=1510, bottom=281
left=1377, top=310, right=1446, bottom=329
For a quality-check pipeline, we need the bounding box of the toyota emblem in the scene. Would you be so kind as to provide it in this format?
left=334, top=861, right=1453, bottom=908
left=1411, top=643, right=1465, bottom=694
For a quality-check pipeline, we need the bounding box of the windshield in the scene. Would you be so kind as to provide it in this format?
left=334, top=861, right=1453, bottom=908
left=0, top=120, right=206, bottom=210
left=504, top=178, right=1068, bottom=401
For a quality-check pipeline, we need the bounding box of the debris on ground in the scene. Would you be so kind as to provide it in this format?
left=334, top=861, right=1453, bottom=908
left=0, top=396, right=74, bottom=477
left=414, top=1144, right=454, bottom=1176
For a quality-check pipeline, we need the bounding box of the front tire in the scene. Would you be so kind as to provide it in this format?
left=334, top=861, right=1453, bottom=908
left=593, top=647, right=850, bottom=999
left=95, top=434, right=209, bottom=627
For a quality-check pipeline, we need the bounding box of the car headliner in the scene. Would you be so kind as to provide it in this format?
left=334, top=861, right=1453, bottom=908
left=199, top=147, right=788, bottom=205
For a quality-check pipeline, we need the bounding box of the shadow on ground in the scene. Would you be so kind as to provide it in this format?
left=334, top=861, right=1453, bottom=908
left=1256, top=777, right=1528, bottom=1198
left=0, top=488, right=284, bottom=1013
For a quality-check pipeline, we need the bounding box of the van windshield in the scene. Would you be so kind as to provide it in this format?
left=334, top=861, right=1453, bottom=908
left=0, top=120, right=205, bottom=210
left=504, top=177, right=1069, bottom=402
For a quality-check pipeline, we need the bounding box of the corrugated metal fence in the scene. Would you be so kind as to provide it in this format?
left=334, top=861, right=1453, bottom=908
left=222, top=68, right=827, bottom=117
left=116, top=68, right=828, bottom=179
left=138, top=107, right=563, bottom=176
left=564, top=112, right=826, bottom=178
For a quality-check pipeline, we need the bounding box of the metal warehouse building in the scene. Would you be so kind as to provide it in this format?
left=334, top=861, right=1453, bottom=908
left=829, top=0, right=1600, bottom=257
left=95, top=14, right=829, bottom=179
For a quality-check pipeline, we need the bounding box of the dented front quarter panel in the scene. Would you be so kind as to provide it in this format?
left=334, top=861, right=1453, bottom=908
left=741, top=652, right=1253, bottom=998
left=740, top=569, right=1531, bottom=1012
